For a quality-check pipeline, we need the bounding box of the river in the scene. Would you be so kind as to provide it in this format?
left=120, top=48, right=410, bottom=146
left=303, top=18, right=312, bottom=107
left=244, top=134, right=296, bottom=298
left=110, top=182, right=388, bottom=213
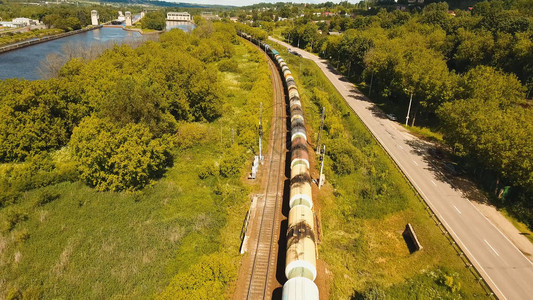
left=0, top=23, right=195, bottom=81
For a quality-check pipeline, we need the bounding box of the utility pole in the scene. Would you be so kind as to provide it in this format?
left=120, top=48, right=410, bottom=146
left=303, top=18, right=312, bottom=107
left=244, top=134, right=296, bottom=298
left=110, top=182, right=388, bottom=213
left=316, top=107, right=325, bottom=154
left=258, top=102, right=264, bottom=163
left=368, top=71, right=374, bottom=97
left=405, top=89, right=413, bottom=126
left=319, top=145, right=326, bottom=189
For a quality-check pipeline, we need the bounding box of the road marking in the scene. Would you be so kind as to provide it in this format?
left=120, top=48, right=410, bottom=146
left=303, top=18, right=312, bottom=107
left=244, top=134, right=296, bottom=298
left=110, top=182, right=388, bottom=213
left=453, top=205, right=462, bottom=215
left=431, top=180, right=437, bottom=186
left=485, top=239, right=500, bottom=256
left=412, top=160, right=418, bottom=166
left=398, top=145, right=403, bottom=149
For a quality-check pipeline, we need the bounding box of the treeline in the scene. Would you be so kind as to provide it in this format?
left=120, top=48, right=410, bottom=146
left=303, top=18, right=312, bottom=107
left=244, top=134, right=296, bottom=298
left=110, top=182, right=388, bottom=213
left=280, top=1, right=533, bottom=225
left=0, top=4, right=120, bottom=31
left=0, top=22, right=238, bottom=206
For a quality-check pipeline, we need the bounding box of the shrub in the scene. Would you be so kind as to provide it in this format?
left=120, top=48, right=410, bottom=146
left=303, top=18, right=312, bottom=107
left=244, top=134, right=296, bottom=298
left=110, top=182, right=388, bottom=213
left=437, top=270, right=461, bottom=293
left=2, top=208, right=28, bottom=232
left=327, top=138, right=364, bottom=175
left=218, top=59, right=239, bottom=73
left=34, top=188, right=61, bottom=207
left=69, top=117, right=173, bottom=191
left=176, top=122, right=210, bottom=149
left=219, top=145, right=246, bottom=178
left=198, top=160, right=218, bottom=179
left=15, top=228, right=30, bottom=243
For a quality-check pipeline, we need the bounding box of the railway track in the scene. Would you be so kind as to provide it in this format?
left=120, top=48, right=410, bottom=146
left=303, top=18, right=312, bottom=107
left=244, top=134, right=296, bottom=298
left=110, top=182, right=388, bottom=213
left=236, top=40, right=287, bottom=300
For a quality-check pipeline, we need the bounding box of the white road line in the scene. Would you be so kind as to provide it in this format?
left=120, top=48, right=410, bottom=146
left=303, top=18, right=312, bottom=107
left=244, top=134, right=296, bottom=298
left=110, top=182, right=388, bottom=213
left=453, top=205, right=462, bottom=215
left=398, top=145, right=404, bottom=149
left=431, top=180, right=437, bottom=186
left=412, top=160, right=418, bottom=166
left=485, top=239, right=500, bottom=256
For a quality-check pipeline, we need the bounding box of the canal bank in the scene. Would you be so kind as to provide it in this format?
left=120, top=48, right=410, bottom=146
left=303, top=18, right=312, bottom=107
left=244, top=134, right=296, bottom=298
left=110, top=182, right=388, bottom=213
left=0, top=25, right=103, bottom=54
left=0, top=27, right=144, bottom=80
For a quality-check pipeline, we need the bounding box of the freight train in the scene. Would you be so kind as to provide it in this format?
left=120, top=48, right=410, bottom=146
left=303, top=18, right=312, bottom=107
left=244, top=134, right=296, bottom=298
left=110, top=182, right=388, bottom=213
left=238, top=31, right=319, bottom=300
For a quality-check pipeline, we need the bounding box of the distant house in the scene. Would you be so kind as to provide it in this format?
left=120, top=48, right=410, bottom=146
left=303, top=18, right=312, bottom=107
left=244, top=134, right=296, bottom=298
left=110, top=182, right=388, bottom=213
left=0, top=21, right=17, bottom=28
left=201, top=12, right=220, bottom=21
left=167, top=12, right=191, bottom=21
left=230, top=17, right=239, bottom=22
left=323, top=12, right=336, bottom=17
left=12, top=18, right=32, bottom=26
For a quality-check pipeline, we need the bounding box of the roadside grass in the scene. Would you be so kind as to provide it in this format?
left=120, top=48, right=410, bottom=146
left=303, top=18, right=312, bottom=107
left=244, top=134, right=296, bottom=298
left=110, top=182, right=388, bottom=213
left=500, top=209, right=533, bottom=244
left=402, top=125, right=444, bottom=143
left=269, top=42, right=488, bottom=298
left=0, top=39, right=272, bottom=299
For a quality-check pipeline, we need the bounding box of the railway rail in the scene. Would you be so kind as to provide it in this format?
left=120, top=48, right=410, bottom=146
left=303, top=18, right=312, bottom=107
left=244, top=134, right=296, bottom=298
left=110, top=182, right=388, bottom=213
left=235, top=38, right=287, bottom=300
left=236, top=30, right=320, bottom=300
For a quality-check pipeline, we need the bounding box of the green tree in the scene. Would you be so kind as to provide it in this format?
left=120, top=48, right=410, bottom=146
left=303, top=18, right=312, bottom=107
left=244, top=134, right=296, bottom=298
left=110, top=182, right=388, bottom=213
left=69, top=117, right=172, bottom=191
left=141, top=12, right=166, bottom=31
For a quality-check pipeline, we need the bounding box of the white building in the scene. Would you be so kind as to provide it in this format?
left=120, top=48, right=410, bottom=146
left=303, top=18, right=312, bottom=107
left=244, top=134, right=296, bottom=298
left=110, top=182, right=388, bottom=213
left=12, top=18, right=32, bottom=26
left=0, top=22, right=17, bottom=28
left=167, top=12, right=191, bottom=21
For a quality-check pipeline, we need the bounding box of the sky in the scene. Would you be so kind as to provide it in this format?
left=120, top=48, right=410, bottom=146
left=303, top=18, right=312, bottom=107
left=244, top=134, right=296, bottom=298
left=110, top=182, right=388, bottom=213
left=172, top=1, right=357, bottom=7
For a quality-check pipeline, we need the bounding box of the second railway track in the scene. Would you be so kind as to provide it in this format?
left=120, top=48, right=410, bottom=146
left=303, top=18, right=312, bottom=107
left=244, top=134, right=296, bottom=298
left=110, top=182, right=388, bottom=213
left=236, top=39, right=287, bottom=300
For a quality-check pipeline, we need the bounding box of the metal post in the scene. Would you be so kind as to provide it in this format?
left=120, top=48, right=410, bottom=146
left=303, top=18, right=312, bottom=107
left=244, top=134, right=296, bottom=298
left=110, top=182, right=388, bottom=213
left=368, top=71, right=374, bottom=96
left=319, top=145, right=326, bottom=189
left=316, top=107, right=325, bottom=153
left=258, top=102, right=263, bottom=163
left=406, top=91, right=413, bottom=126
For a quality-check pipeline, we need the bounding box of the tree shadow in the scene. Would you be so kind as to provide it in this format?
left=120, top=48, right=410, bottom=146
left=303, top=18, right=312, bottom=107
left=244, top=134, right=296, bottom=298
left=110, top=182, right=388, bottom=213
left=403, top=138, right=490, bottom=204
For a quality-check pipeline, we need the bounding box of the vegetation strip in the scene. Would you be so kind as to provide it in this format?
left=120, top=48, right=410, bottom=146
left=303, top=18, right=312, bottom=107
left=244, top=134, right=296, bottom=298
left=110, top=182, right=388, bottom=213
left=0, top=26, right=102, bottom=54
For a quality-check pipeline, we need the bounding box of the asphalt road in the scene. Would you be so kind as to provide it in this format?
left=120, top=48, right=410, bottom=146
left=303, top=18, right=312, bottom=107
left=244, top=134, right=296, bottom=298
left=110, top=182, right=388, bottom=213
left=269, top=37, right=533, bottom=300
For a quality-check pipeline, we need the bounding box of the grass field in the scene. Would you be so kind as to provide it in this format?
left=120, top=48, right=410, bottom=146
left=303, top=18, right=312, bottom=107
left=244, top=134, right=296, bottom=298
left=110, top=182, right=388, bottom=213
left=269, top=41, right=489, bottom=299
left=0, top=39, right=272, bottom=299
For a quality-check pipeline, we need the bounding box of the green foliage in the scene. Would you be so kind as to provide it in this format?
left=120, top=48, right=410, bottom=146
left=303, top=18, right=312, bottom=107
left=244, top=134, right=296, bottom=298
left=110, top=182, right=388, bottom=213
left=141, top=12, right=166, bottom=31
left=219, top=145, right=246, bottom=178
left=0, top=79, right=88, bottom=162
left=0, top=153, right=79, bottom=207
left=281, top=2, right=533, bottom=227
left=327, top=138, right=363, bottom=175
left=2, top=207, right=28, bottom=233
left=157, top=253, right=237, bottom=299
left=437, top=66, right=533, bottom=207
left=176, top=122, right=212, bottom=149
left=218, top=58, right=240, bottom=72
left=0, top=28, right=64, bottom=47
left=69, top=116, right=173, bottom=191
left=34, top=187, right=60, bottom=207
left=235, top=23, right=268, bottom=40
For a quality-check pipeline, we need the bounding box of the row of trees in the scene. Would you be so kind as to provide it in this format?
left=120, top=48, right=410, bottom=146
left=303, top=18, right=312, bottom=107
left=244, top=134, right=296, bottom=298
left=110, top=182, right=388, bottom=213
left=0, top=22, right=237, bottom=195
left=277, top=1, right=533, bottom=225
left=0, top=4, right=122, bottom=31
